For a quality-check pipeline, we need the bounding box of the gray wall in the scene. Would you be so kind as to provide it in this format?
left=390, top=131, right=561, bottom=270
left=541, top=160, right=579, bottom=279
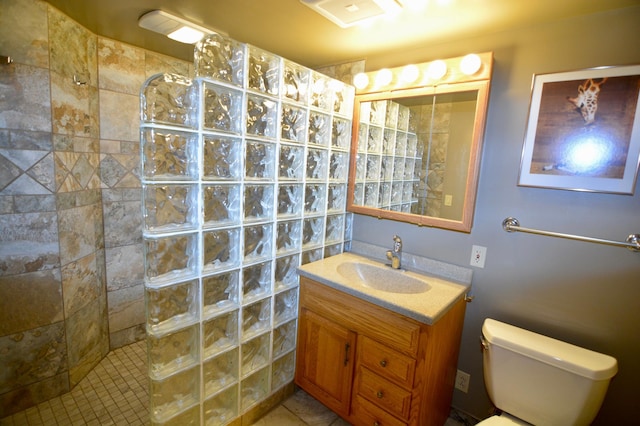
left=354, top=6, right=640, bottom=424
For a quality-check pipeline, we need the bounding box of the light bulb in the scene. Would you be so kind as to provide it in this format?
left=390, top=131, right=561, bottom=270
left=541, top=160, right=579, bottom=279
left=353, top=72, right=369, bottom=89
left=375, top=68, right=393, bottom=86
left=400, top=64, right=420, bottom=83
left=460, top=54, right=482, bottom=75
left=427, top=60, right=447, bottom=80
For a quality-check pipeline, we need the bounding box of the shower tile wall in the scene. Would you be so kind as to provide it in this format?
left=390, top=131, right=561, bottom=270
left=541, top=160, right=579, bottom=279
left=141, top=34, right=354, bottom=425
left=0, top=0, right=191, bottom=416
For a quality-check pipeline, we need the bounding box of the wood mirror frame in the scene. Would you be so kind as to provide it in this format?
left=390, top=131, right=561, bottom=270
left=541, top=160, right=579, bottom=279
left=347, top=52, right=493, bottom=232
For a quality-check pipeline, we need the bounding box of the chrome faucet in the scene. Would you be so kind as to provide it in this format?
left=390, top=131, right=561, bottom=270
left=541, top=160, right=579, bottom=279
left=386, top=235, right=402, bottom=269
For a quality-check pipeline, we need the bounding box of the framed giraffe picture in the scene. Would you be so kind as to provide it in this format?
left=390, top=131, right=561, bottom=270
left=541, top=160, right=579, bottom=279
left=518, top=64, right=640, bottom=194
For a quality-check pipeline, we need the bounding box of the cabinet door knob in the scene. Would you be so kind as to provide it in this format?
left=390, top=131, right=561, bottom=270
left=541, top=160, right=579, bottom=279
left=379, top=359, right=387, bottom=367
left=373, top=422, right=381, bottom=426
left=376, top=390, right=384, bottom=398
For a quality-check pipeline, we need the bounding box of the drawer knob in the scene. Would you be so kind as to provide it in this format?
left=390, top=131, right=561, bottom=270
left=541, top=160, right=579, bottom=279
left=379, top=359, right=387, bottom=367
left=373, top=422, right=381, bottom=426
left=376, top=390, right=384, bottom=398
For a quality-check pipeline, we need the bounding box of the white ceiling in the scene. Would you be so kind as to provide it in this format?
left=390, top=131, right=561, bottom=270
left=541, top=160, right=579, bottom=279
left=45, top=0, right=639, bottom=69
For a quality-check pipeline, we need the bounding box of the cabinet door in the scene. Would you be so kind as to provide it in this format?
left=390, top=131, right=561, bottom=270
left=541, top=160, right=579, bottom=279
left=295, top=308, right=357, bottom=417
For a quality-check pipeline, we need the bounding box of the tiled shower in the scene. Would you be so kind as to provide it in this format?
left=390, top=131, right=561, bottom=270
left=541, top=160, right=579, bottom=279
left=140, top=34, right=355, bottom=424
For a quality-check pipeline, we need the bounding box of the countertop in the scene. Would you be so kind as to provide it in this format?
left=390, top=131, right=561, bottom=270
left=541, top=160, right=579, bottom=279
left=297, top=252, right=471, bottom=325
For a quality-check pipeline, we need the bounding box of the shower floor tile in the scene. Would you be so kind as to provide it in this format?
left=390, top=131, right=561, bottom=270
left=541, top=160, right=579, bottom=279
left=1, top=340, right=468, bottom=425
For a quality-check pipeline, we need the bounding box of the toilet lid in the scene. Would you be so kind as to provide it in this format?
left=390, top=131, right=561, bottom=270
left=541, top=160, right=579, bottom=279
left=477, top=415, right=529, bottom=426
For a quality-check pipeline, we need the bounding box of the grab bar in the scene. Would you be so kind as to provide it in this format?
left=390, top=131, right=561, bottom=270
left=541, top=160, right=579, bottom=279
left=502, top=217, right=640, bottom=252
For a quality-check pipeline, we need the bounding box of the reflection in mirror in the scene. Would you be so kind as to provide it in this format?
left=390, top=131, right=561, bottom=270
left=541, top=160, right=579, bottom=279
left=347, top=53, right=493, bottom=232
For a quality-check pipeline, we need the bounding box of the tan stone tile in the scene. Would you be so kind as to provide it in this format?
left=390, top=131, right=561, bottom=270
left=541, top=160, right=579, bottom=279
left=98, top=38, right=145, bottom=95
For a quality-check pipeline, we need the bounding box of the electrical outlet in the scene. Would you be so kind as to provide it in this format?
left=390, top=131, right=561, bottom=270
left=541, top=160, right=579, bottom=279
left=470, top=245, right=487, bottom=268
left=455, top=370, right=470, bottom=393
left=444, top=194, right=453, bottom=206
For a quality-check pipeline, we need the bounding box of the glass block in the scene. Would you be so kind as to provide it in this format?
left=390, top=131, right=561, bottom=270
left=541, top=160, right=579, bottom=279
left=385, top=100, right=399, bottom=128
left=203, top=82, right=243, bottom=134
left=344, top=213, right=353, bottom=241
left=332, top=117, right=351, bottom=150
left=274, top=287, right=298, bottom=325
left=354, top=183, right=364, bottom=205
left=404, top=158, right=415, bottom=180
left=276, top=220, right=301, bottom=255
left=414, top=159, right=422, bottom=180
left=382, top=156, right=394, bottom=181
left=203, top=135, right=242, bottom=180
left=308, top=112, right=330, bottom=146
left=393, top=157, right=405, bottom=180
left=274, top=254, right=300, bottom=291
left=369, top=100, right=387, bottom=125
left=367, top=126, right=382, bottom=153
left=403, top=181, right=413, bottom=202
left=366, top=155, right=380, bottom=181
left=203, top=310, right=239, bottom=358
left=241, top=367, right=269, bottom=410
left=301, top=248, right=323, bottom=265
left=281, top=104, right=307, bottom=142
left=151, top=404, right=199, bottom=426
left=277, top=184, right=303, bottom=218
left=203, top=385, right=238, bottom=425
left=380, top=182, right=391, bottom=207
left=303, top=217, right=324, bottom=248
left=278, top=145, right=305, bottom=180
left=203, top=228, right=241, bottom=273
left=242, top=298, right=271, bottom=340
left=408, top=133, right=418, bottom=157
left=283, top=60, right=309, bottom=104
left=246, top=94, right=278, bottom=138
left=248, top=46, right=280, bottom=96
left=364, top=183, right=378, bottom=207
left=150, top=366, right=200, bottom=424
left=142, top=129, right=198, bottom=181
left=391, top=182, right=403, bottom=204
left=355, top=153, right=366, bottom=181
left=273, top=319, right=297, bottom=358
left=304, top=184, right=326, bottom=215
left=324, top=243, right=342, bottom=258
left=241, top=333, right=270, bottom=376
left=142, top=73, right=196, bottom=128
left=360, top=102, right=371, bottom=124
left=329, top=151, right=349, bottom=182
left=357, top=124, right=367, bottom=152
left=148, top=324, right=199, bottom=379
left=146, top=280, right=199, bottom=335
left=327, top=184, right=347, bottom=213
left=245, top=140, right=276, bottom=180
left=203, top=184, right=241, bottom=228
left=398, top=105, right=410, bottom=131
left=242, top=261, right=272, bottom=302
left=244, top=184, right=274, bottom=222
left=325, top=214, right=344, bottom=244
left=306, top=148, right=328, bottom=180
left=145, top=234, right=197, bottom=285
left=203, top=348, right=239, bottom=397
left=395, top=132, right=407, bottom=156
left=309, top=71, right=331, bottom=111
left=272, top=351, right=295, bottom=391
left=383, top=128, right=396, bottom=154
left=203, top=270, right=240, bottom=318
left=143, top=184, right=198, bottom=233
left=195, top=34, right=245, bottom=86
left=332, top=82, right=354, bottom=117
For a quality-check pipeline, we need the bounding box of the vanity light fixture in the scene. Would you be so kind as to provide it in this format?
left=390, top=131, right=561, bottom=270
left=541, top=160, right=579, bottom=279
left=460, top=53, right=482, bottom=75
left=138, top=10, right=221, bottom=44
left=427, top=59, right=448, bottom=80
left=375, top=68, right=393, bottom=86
left=353, top=72, right=370, bottom=89
left=400, top=64, right=420, bottom=83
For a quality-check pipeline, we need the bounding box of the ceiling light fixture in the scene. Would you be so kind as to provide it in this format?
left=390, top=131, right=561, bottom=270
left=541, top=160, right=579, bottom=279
left=138, top=10, right=221, bottom=44
left=300, top=0, right=403, bottom=28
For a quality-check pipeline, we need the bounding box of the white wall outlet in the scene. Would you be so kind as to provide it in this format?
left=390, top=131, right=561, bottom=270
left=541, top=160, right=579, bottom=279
left=444, top=194, right=453, bottom=206
left=455, top=369, right=471, bottom=393
left=470, top=245, right=487, bottom=268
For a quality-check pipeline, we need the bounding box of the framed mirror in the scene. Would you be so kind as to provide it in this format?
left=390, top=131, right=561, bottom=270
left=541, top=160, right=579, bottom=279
left=347, top=52, right=493, bottom=232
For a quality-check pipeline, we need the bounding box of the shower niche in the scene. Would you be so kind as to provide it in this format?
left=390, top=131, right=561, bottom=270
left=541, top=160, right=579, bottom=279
left=140, top=34, right=354, bottom=425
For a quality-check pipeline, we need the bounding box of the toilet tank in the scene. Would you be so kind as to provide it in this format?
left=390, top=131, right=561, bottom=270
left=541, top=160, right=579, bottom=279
left=482, top=319, right=618, bottom=426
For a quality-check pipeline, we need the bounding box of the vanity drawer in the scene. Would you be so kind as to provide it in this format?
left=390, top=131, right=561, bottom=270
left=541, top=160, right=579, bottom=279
left=358, top=336, right=416, bottom=389
left=355, top=366, right=412, bottom=420
left=352, top=394, right=408, bottom=426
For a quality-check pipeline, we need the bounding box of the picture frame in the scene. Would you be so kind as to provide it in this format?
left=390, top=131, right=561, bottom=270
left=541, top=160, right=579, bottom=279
left=518, top=64, right=640, bottom=194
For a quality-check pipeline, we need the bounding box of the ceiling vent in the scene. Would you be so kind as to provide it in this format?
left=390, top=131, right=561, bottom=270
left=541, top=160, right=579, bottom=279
left=300, top=0, right=403, bottom=28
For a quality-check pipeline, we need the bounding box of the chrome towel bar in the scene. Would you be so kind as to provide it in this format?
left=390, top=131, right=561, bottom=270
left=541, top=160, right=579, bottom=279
left=502, top=217, right=640, bottom=252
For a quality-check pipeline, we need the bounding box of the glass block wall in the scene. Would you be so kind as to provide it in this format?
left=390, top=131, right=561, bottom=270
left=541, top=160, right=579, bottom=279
left=140, top=34, right=354, bottom=425
left=354, top=100, right=420, bottom=213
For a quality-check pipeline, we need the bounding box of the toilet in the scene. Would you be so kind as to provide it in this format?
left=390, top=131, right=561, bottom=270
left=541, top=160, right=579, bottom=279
left=478, top=318, right=618, bottom=426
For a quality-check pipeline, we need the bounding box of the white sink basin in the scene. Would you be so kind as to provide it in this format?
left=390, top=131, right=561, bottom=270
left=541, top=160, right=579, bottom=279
left=336, top=261, right=431, bottom=294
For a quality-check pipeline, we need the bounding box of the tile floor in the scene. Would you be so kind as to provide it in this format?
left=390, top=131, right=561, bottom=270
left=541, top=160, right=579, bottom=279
left=1, top=341, right=470, bottom=425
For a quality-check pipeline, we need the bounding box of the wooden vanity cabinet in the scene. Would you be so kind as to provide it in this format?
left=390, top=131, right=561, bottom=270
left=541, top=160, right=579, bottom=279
left=295, top=277, right=467, bottom=426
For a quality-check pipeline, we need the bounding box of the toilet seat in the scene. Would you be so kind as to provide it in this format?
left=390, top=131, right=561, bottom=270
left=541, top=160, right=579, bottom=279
left=477, top=413, right=532, bottom=426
